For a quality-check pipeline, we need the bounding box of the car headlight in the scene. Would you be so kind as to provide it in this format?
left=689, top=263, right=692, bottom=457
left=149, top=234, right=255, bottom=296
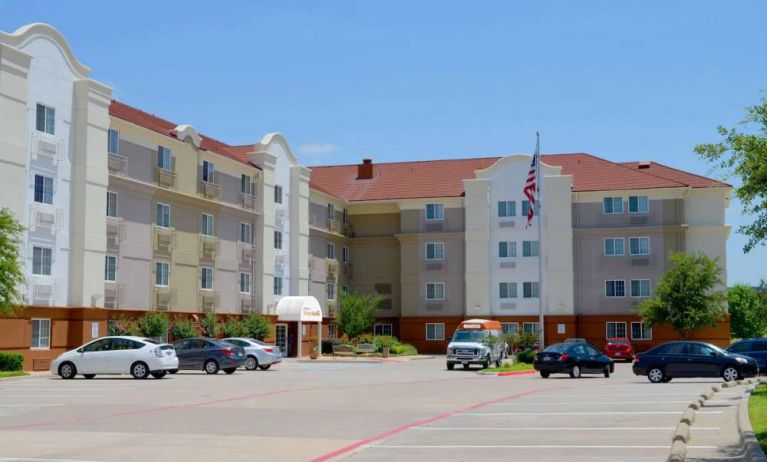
left=736, top=357, right=748, bottom=364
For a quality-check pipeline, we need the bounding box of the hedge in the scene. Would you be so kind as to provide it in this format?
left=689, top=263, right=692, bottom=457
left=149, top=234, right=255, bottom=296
left=0, top=353, right=23, bottom=371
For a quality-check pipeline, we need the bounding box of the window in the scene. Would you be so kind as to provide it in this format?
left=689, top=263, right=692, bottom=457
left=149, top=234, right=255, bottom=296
left=273, top=277, right=283, bottom=295
left=342, top=246, right=350, bottom=263
left=32, top=247, right=52, bottom=275
left=108, top=129, right=119, bottom=154
left=31, top=319, right=51, bottom=349
left=629, top=237, right=650, bottom=256
left=425, top=203, right=444, bottom=221
left=328, top=324, right=336, bottom=339
left=239, top=223, right=252, bottom=244
left=241, top=174, right=252, bottom=194
left=501, top=322, right=520, bottom=335
left=326, top=282, right=336, bottom=301
left=522, top=240, right=540, bottom=257
left=522, top=200, right=538, bottom=217
left=156, top=203, right=170, bottom=228
left=523, top=322, right=541, bottom=337
left=687, top=343, right=717, bottom=357
left=327, top=204, right=335, bottom=220
left=426, top=282, right=445, bottom=300
left=201, top=214, right=214, bottom=236
left=523, top=281, right=539, bottom=299
left=606, top=322, right=627, bottom=338
left=628, top=195, right=649, bottom=213
left=498, top=200, right=516, bottom=218
left=202, top=161, right=215, bottom=183
left=326, top=242, right=335, bottom=259
left=274, top=185, right=283, bottom=204
left=374, top=324, right=393, bottom=336
left=426, top=242, right=445, bottom=260
left=499, top=241, right=517, bottom=258
left=34, top=174, right=54, bottom=204
left=602, top=197, right=623, bottom=214
left=106, top=191, right=118, bottom=218
left=36, top=104, right=55, bottom=135
left=104, top=255, right=117, bottom=282
left=158, top=146, right=172, bottom=170
left=274, top=231, right=283, bottom=250
left=631, top=322, right=652, bottom=340
left=426, top=323, right=445, bottom=341
left=499, top=282, right=517, bottom=299
left=342, top=284, right=350, bottom=294
left=155, top=262, right=170, bottom=286
left=604, top=238, right=625, bottom=256
left=201, top=267, right=213, bottom=290
left=605, top=280, right=626, bottom=297
left=342, top=209, right=349, bottom=224
left=239, top=272, right=251, bottom=294
left=630, top=279, right=651, bottom=298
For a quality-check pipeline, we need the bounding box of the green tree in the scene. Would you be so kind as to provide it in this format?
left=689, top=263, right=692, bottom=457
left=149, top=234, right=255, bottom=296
left=137, top=312, right=170, bottom=338
left=728, top=283, right=767, bottom=339
left=241, top=313, right=271, bottom=340
left=170, top=318, right=199, bottom=340
left=200, top=312, right=218, bottom=337
left=638, top=252, right=727, bottom=339
left=0, top=208, right=25, bottom=317
left=335, top=291, right=381, bottom=340
left=695, top=97, right=767, bottom=252
left=221, top=318, right=244, bottom=337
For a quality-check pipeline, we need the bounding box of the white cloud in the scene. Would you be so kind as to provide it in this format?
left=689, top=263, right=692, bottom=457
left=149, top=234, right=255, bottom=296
left=298, top=143, right=337, bottom=156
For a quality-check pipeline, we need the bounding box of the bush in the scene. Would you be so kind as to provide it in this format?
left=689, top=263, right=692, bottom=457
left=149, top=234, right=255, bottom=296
left=137, top=312, right=170, bottom=338
left=390, top=343, right=418, bottom=356
left=516, top=350, right=536, bottom=364
left=200, top=312, right=218, bottom=337
left=108, top=316, right=140, bottom=336
left=241, top=313, right=271, bottom=340
left=221, top=318, right=244, bottom=337
left=171, top=318, right=199, bottom=340
left=373, top=335, right=399, bottom=352
left=356, top=333, right=374, bottom=345
left=0, top=352, right=23, bottom=371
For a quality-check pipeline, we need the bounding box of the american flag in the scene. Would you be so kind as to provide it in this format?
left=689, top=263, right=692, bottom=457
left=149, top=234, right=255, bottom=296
left=523, top=150, right=539, bottom=228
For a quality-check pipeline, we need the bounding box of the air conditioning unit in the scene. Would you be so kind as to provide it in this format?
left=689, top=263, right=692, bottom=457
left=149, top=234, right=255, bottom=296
left=29, top=205, right=60, bottom=233
left=32, top=134, right=64, bottom=163
left=106, top=217, right=124, bottom=245
left=500, top=302, right=517, bottom=310
left=154, top=289, right=173, bottom=311
left=239, top=246, right=254, bottom=265
left=499, top=220, right=515, bottom=228
left=500, top=261, right=516, bottom=269
left=32, top=280, right=56, bottom=306
left=104, top=283, right=125, bottom=308
left=199, top=291, right=219, bottom=313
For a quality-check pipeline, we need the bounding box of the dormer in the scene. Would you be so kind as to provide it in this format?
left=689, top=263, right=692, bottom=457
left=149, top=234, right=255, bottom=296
left=173, top=124, right=201, bottom=149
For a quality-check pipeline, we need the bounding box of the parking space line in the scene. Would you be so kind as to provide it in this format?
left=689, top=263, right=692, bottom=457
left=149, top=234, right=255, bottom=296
left=489, top=400, right=697, bottom=405
left=459, top=411, right=723, bottom=416
left=362, top=444, right=719, bottom=449
left=412, top=426, right=721, bottom=431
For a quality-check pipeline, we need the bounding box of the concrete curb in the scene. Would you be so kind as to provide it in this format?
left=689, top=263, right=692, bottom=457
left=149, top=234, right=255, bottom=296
left=673, top=422, right=690, bottom=443
left=476, top=370, right=536, bottom=377
left=736, top=383, right=767, bottom=462
left=668, top=440, right=686, bottom=462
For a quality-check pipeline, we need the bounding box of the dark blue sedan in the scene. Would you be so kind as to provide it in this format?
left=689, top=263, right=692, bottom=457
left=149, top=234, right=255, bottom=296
left=727, top=339, right=767, bottom=370
left=633, top=341, right=758, bottom=383
left=172, top=337, right=246, bottom=374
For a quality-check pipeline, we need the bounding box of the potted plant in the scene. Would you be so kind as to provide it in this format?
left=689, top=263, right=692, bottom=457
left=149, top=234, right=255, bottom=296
left=309, top=338, right=319, bottom=360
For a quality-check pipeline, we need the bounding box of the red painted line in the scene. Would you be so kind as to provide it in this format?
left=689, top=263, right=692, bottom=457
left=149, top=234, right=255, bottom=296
left=309, top=389, right=542, bottom=462
left=496, top=370, right=536, bottom=377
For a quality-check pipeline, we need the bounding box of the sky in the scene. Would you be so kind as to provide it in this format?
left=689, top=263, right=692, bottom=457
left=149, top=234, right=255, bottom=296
left=3, top=1, right=766, bottom=285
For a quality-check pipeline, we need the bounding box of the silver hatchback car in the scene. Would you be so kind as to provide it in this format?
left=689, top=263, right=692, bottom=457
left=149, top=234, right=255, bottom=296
left=224, top=338, right=283, bottom=371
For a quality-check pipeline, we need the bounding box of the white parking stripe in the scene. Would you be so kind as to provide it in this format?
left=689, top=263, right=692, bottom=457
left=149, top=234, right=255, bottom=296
left=0, top=395, right=103, bottom=398
left=490, top=401, right=700, bottom=405
left=364, top=444, right=719, bottom=449
left=459, top=411, right=723, bottom=416
left=0, top=457, right=108, bottom=462
left=412, top=426, right=721, bottom=431
left=0, top=404, right=63, bottom=407
left=519, top=392, right=739, bottom=397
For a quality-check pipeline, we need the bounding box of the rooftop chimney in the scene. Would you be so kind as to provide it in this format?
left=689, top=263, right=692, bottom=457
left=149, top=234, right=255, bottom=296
left=637, top=160, right=652, bottom=169
left=358, top=158, right=373, bottom=179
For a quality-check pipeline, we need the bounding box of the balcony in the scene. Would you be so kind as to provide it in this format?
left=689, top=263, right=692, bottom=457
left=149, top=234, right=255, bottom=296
left=275, top=254, right=286, bottom=276
left=342, top=262, right=353, bottom=278
left=275, top=208, right=285, bottom=230
left=30, top=278, right=56, bottom=306
left=32, top=133, right=63, bottom=163
left=200, top=180, right=221, bottom=200
left=326, top=301, right=337, bottom=317
left=153, top=226, right=176, bottom=255
left=240, top=191, right=257, bottom=211
left=423, top=258, right=447, bottom=272
left=239, top=244, right=254, bottom=266
left=327, top=218, right=342, bottom=234
left=104, top=283, right=125, bottom=308
left=153, top=286, right=176, bottom=311
left=326, top=259, right=339, bottom=280
left=28, top=204, right=60, bottom=234
left=239, top=293, right=255, bottom=313
left=106, top=217, right=125, bottom=246
left=498, top=219, right=516, bottom=229
left=107, top=153, right=128, bottom=175
left=199, top=290, right=220, bottom=313
left=155, top=167, right=177, bottom=190
left=499, top=259, right=516, bottom=269
left=199, top=235, right=219, bottom=261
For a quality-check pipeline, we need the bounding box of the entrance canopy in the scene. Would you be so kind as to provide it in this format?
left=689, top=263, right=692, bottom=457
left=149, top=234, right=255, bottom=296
left=275, top=296, right=323, bottom=322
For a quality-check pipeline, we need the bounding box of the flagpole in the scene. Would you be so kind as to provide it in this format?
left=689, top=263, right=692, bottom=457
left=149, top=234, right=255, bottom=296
left=535, top=132, right=545, bottom=350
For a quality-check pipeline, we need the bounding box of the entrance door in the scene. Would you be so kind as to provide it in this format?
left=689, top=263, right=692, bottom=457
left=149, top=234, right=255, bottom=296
left=276, top=324, right=288, bottom=357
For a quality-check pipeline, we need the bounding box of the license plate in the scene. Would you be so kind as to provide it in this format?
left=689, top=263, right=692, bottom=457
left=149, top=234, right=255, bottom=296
left=615, top=352, right=622, bottom=357
left=462, top=361, right=468, bottom=366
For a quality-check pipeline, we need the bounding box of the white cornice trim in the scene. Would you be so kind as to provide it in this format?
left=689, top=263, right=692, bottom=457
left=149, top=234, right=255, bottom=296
left=256, top=133, right=299, bottom=166
left=0, top=23, right=91, bottom=78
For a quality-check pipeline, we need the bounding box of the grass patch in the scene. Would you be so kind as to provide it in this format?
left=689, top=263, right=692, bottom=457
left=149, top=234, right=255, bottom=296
left=0, top=371, right=27, bottom=379
left=750, top=383, right=767, bottom=453
left=485, top=362, right=535, bottom=373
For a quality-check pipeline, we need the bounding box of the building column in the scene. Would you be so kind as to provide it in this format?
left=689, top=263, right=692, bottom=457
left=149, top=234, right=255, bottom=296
left=289, top=165, right=310, bottom=296
left=463, top=178, right=492, bottom=317
left=251, top=152, right=277, bottom=314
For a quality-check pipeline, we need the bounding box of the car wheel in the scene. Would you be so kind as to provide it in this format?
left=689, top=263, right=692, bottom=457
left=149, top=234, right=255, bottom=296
left=167, top=369, right=178, bottom=374
left=569, top=365, right=581, bottom=378
left=131, top=362, right=149, bottom=379
left=204, top=359, right=219, bottom=375
left=482, top=356, right=490, bottom=369
left=258, top=364, right=271, bottom=371
left=245, top=355, right=258, bottom=371
left=662, top=377, right=672, bottom=383
left=647, top=367, right=665, bottom=383
left=224, top=368, right=236, bottom=375
left=83, top=374, right=96, bottom=380
left=540, top=371, right=550, bottom=378
left=722, top=366, right=740, bottom=382
left=59, top=362, right=77, bottom=380
left=603, top=366, right=610, bottom=378
left=447, top=363, right=454, bottom=370
left=495, top=357, right=502, bottom=368
left=151, top=371, right=166, bottom=379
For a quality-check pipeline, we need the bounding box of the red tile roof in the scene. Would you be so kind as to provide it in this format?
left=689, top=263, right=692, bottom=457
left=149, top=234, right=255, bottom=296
left=109, top=100, right=260, bottom=170
left=618, top=161, right=730, bottom=188
left=309, top=153, right=727, bottom=201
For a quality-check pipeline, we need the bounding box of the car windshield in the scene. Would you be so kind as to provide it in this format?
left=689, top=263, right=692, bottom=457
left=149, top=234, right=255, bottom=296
left=543, top=344, right=568, bottom=353
left=451, top=330, right=489, bottom=342
left=251, top=340, right=267, bottom=346
left=706, top=343, right=726, bottom=354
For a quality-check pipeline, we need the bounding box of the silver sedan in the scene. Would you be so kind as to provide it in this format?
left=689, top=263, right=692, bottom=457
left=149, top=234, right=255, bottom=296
left=224, top=338, right=283, bottom=371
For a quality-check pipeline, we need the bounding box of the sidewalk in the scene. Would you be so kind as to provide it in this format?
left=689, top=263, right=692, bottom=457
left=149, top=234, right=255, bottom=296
left=291, top=354, right=435, bottom=364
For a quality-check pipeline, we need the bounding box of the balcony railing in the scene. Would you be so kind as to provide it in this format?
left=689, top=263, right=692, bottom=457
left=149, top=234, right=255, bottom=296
left=200, top=180, right=221, bottom=200
left=153, top=286, right=176, bottom=311
left=239, top=244, right=254, bottom=266
left=30, top=278, right=57, bottom=306
left=199, top=290, right=220, bottom=313
left=326, top=301, right=337, bottom=317
left=239, top=293, right=255, bottom=313
left=32, top=133, right=64, bottom=163
left=199, top=235, right=219, bottom=261
left=104, top=282, right=125, bottom=308
left=28, top=204, right=60, bottom=234
left=153, top=226, right=176, bottom=254
left=106, top=217, right=125, bottom=246
left=155, top=167, right=177, bottom=190
left=240, top=191, right=257, bottom=211
left=327, top=218, right=342, bottom=234
left=326, top=259, right=339, bottom=280
left=108, top=153, right=128, bottom=175
left=342, top=262, right=353, bottom=278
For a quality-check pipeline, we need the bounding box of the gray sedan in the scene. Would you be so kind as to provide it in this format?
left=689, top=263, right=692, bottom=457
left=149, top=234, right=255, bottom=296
left=224, top=338, right=283, bottom=371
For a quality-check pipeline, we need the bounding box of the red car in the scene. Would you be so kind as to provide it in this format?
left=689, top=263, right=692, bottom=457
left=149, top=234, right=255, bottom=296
left=604, top=338, right=635, bottom=361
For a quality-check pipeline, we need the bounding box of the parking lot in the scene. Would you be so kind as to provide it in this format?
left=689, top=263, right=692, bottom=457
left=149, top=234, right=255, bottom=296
left=0, top=358, right=728, bottom=462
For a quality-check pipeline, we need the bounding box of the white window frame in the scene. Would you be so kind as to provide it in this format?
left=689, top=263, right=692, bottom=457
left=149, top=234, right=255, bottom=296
left=425, top=242, right=445, bottom=261
left=605, top=280, right=626, bottom=298
left=155, top=261, right=170, bottom=287
left=501, top=322, right=520, bottom=335
left=499, top=281, right=517, bottom=299
left=239, top=272, right=252, bottom=294
left=605, top=321, right=627, bottom=339
left=158, top=146, right=172, bottom=171
left=498, top=200, right=516, bottom=218
left=201, top=213, right=215, bottom=237
left=342, top=246, right=350, bottom=263
left=326, top=242, right=336, bottom=260
left=31, top=318, right=51, bottom=349
left=108, top=129, right=120, bottom=155
left=200, top=267, right=214, bottom=290
left=604, top=237, right=625, bottom=256
left=631, top=321, right=653, bottom=340
left=156, top=203, right=170, bottom=228
left=628, top=195, right=649, bottom=214
left=602, top=196, right=623, bottom=214
left=106, top=191, right=118, bottom=218
left=499, top=241, right=517, bottom=258
left=274, top=185, right=283, bottom=204
left=202, top=160, right=215, bottom=183
left=34, top=174, right=54, bottom=205
left=239, top=222, right=252, bottom=244
left=36, top=104, right=55, bottom=135
left=326, top=282, right=336, bottom=301
left=425, top=282, right=445, bottom=301
left=522, top=281, right=540, bottom=299
left=425, top=323, right=445, bottom=341
left=32, top=246, right=52, bottom=276
left=374, top=323, right=393, bottom=336
left=425, top=203, right=444, bottom=221
left=629, top=237, right=651, bottom=256
left=104, top=255, right=117, bottom=282
left=630, top=279, right=651, bottom=298
left=522, top=240, right=540, bottom=257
